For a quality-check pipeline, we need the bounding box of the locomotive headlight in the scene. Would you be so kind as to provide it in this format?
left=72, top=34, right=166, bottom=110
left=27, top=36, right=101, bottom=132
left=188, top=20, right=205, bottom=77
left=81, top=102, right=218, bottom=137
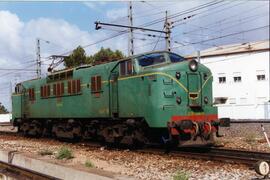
left=176, top=96, right=181, bottom=104
left=175, top=72, right=181, bottom=79
left=203, top=73, right=208, bottom=80
left=189, top=60, right=198, bottom=72
left=204, top=97, right=209, bottom=104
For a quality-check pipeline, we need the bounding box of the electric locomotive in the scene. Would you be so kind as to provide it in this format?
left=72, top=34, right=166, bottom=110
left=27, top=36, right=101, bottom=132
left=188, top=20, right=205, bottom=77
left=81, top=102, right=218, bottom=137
left=12, top=51, right=228, bottom=147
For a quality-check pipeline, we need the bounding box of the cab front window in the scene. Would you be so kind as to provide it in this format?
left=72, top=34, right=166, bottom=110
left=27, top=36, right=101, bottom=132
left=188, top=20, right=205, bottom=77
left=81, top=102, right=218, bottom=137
left=137, top=53, right=166, bottom=67
left=169, top=53, right=185, bottom=63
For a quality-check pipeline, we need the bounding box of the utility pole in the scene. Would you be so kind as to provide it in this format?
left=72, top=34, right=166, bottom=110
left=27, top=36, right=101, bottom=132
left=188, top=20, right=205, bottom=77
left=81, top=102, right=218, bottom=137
left=128, top=1, right=134, bottom=56
left=95, top=11, right=172, bottom=52
left=36, top=38, right=41, bottom=78
left=165, top=11, right=171, bottom=52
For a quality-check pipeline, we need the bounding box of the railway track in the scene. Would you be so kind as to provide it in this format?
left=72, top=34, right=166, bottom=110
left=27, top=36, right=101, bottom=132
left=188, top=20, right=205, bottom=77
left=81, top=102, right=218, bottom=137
left=0, top=160, right=60, bottom=180
left=175, top=147, right=270, bottom=166
left=0, top=122, right=12, bottom=127
left=0, top=127, right=269, bottom=167
left=137, top=146, right=270, bottom=167
left=230, top=120, right=270, bottom=123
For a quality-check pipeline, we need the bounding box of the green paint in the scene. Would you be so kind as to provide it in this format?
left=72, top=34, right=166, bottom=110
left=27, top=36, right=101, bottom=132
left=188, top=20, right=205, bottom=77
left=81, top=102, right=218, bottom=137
left=12, top=51, right=217, bottom=128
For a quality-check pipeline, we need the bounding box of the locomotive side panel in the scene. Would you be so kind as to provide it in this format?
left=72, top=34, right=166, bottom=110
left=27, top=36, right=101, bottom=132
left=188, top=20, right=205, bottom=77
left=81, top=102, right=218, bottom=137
left=13, top=62, right=118, bottom=121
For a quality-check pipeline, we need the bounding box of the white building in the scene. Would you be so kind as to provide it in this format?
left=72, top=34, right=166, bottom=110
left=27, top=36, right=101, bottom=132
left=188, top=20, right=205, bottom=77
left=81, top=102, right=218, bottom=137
left=188, top=40, right=270, bottom=119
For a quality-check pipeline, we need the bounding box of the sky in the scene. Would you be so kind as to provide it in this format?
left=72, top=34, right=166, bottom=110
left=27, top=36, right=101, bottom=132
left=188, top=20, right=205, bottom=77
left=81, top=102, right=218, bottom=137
left=0, top=1, right=269, bottom=111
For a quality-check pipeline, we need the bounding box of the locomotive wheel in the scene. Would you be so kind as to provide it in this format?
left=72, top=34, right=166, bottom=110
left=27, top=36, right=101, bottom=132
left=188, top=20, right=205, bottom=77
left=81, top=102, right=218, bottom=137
left=20, top=122, right=30, bottom=137
left=201, top=122, right=212, bottom=140
left=72, top=125, right=83, bottom=142
left=132, top=129, right=146, bottom=147
left=52, top=122, right=82, bottom=142
left=28, top=120, right=43, bottom=138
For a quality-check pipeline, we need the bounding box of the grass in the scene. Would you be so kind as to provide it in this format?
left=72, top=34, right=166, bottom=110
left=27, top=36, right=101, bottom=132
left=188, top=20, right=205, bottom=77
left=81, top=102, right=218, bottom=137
left=39, top=149, right=53, bottom=156
left=245, top=133, right=257, bottom=144
left=173, top=170, right=189, bottom=180
left=85, top=160, right=95, bottom=168
left=56, top=147, right=74, bottom=160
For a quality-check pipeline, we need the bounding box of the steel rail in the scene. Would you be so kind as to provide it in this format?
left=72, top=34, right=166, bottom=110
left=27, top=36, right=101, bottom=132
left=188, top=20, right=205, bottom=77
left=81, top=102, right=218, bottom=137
left=0, top=122, right=12, bottom=127
left=0, top=127, right=269, bottom=166
left=179, top=147, right=270, bottom=165
left=230, top=121, right=270, bottom=123
left=0, top=160, right=61, bottom=180
left=137, top=147, right=270, bottom=166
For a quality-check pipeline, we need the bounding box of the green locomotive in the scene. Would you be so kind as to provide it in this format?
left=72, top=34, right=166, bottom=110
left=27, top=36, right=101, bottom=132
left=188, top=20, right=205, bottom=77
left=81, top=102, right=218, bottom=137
left=12, top=51, right=226, bottom=146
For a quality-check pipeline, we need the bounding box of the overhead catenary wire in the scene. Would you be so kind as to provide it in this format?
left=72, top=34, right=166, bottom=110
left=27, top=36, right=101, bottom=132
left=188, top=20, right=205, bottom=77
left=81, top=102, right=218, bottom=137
left=0, top=69, right=36, bottom=71
left=0, top=63, right=37, bottom=78
left=172, top=1, right=244, bottom=28
left=50, top=1, right=224, bottom=59
left=172, top=25, right=270, bottom=50
left=175, top=12, right=269, bottom=43
left=139, top=0, right=224, bottom=28
left=1, top=1, right=268, bottom=80
left=177, top=3, right=267, bottom=33
left=38, top=0, right=225, bottom=65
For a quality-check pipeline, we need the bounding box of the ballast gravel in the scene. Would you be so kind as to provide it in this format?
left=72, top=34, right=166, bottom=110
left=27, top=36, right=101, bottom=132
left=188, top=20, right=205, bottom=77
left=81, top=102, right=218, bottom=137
left=219, top=123, right=270, bottom=152
left=0, top=131, right=266, bottom=180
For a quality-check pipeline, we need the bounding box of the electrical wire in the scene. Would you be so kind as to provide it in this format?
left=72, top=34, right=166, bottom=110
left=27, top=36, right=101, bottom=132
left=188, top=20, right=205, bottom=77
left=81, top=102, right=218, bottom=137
left=177, top=3, right=267, bottom=33
left=172, top=25, right=269, bottom=50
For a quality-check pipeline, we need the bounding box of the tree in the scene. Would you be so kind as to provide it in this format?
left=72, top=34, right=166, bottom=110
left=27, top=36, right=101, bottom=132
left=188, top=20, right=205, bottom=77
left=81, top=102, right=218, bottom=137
left=91, top=47, right=125, bottom=65
left=63, top=46, right=125, bottom=68
left=0, top=103, right=8, bottom=114
left=64, top=46, right=88, bottom=68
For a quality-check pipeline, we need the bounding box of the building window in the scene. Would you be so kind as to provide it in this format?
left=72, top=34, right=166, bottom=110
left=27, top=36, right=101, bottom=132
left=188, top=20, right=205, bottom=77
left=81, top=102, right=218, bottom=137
left=120, top=60, right=132, bottom=76
left=257, top=74, right=265, bottom=81
left=218, top=77, right=226, bottom=84
left=256, top=97, right=267, bottom=104
left=91, top=76, right=102, bottom=92
left=229, top=98, right=236, bottom=104
left=233, top=76, right=241, bottom=83
left=240, top=98, right=247, bottom=104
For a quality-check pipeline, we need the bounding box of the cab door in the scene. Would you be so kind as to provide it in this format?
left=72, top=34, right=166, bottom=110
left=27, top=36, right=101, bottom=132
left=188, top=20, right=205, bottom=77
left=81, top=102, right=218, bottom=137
left=110, top=71, right=119, bottom=118
left=23, top=88, right=30, bottom=118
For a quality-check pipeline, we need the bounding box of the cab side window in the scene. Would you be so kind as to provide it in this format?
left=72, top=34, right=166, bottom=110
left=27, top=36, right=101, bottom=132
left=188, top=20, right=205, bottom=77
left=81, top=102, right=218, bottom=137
left=15, top=84, right=23, bottom=94
left=120, top=60, right=132, bottom=76
left=28, top=88, right=35, bottom=101
left=91, top=75, right=102, bottom=92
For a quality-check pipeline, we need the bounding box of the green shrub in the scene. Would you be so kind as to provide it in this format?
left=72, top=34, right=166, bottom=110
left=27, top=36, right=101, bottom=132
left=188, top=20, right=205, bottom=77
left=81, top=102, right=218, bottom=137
left=56, top=147, right=74, bottom=159
left=85, top=160, right=95, bottom=168
left=173, top=170, right=189, bottom=180
left=245, top=133, right=257, bottom=144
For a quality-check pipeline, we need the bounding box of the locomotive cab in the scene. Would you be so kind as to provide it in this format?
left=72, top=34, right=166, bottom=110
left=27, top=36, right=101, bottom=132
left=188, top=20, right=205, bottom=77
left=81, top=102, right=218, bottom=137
left=129, top=51, right=219, bottom=146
